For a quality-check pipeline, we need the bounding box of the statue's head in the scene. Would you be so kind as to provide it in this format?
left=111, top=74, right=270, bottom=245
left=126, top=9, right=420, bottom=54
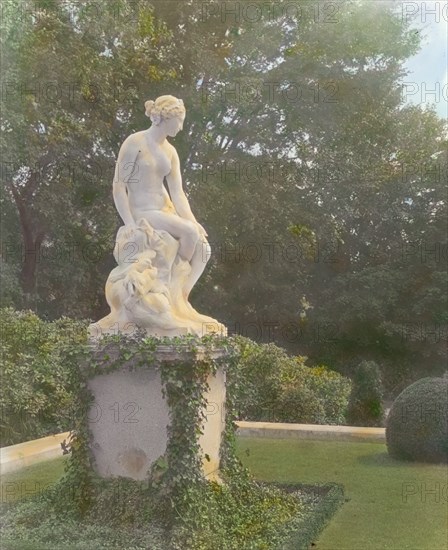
left=144, top=95, right=186, bottom=137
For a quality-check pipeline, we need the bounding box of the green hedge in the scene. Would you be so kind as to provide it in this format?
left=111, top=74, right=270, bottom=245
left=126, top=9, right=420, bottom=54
left=0, top=308, right=87, bottom=446
left=1, top=311, right=351, bottom=447
left=279, top=482, right=345, bottom=550
left=231, top=336, right=352, bottom=425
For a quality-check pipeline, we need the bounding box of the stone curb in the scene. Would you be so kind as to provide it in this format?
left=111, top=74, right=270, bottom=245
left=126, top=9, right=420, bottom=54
left=235, top=421, right=386, bottom=443
left=1, top=432, right=71, bottom=475
left=1, top=423, right=386, bottom=475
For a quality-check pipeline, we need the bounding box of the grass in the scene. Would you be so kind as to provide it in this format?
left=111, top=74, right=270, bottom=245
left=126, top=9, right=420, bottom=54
left=2, top=438, right=447, bottom=549
left=236, top=437, right=448, bottom=550
left=1, top=456, right=334, bottom=550
left=1, top=458, right=67, bottom=504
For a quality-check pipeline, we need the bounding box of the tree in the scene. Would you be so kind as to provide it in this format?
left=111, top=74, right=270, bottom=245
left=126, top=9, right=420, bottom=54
left=1, top=0, right=446, bottom=395
left=1, top=0, right=177, bottom=316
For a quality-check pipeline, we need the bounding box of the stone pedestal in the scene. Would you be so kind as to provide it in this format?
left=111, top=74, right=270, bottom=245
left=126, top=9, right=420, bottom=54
left=84, top=345, right=227, bottom=481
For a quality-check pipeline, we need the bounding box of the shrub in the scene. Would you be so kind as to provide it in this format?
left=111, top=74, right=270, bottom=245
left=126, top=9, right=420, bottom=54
left=346, top=360, right=385, bottom=426
left=0, top=307, right=87, bottom=446
left=386, top=376, right=448, bottom=464
left=232, top=336, right=351, bottom=425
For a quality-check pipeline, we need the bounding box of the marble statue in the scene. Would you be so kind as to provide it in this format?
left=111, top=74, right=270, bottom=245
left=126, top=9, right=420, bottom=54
left=88, top=95, right=226, bottom=340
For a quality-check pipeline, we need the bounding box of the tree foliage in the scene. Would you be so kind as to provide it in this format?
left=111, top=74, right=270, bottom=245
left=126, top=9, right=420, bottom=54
left=1, top=0, right=446, bottom=395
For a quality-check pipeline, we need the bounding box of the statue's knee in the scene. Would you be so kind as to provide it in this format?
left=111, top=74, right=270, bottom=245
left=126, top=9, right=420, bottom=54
left=185, top=222, right=200, bottom=242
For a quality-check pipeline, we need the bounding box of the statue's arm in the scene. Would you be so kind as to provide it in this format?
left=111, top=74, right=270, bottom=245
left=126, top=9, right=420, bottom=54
left=113, top=136, right=139, bottom=226
left=165, top=147, right=197, bottom=223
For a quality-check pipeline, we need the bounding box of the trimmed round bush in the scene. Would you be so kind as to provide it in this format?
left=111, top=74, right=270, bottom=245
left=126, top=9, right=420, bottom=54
left=386, top=376, right=448, bottom=463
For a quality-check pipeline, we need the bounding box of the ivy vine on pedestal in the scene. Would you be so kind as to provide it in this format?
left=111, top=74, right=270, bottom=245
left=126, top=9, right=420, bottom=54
left=53, top=330, right=244, bottom=524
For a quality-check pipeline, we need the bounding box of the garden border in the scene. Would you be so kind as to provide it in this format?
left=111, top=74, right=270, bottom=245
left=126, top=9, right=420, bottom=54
left=1, top=422, right=385, bottom=474
left=236, top=421, right=385, bottom=442
left=273, top=481, right=346, bottom=549
left=0, top=432, right=71, bottom=474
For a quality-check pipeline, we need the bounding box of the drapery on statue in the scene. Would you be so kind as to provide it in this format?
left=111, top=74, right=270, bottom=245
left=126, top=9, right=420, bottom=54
left=88, top=95, right=226, bottom=339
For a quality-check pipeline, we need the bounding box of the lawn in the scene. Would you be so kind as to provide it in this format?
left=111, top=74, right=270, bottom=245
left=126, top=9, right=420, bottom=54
left=2, top=438, right=447, bottom=549
left=1, top=458, right=67, bottom=504
left=236, top=437, right=448, bottom=550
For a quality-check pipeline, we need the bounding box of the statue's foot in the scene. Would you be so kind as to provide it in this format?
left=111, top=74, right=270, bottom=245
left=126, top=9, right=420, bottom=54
left=166, top=295, right=226, bottom=336
left=185, top=301, right=215, bottom=322
left=184, top=303, right=227, bottom=336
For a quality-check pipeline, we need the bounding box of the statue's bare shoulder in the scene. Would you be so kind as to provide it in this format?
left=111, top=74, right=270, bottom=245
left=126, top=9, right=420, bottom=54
left=118, top=131, right=146, bottom=155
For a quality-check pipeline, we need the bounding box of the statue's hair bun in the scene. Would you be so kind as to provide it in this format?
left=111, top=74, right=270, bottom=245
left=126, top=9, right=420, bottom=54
left=144, top=96, right=185, bottom=125
left=144, top=100, right=155, bottom=118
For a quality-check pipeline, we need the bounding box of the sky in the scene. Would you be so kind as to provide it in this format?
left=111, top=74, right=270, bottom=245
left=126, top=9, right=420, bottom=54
left=400, top=1, right=448, bottom=119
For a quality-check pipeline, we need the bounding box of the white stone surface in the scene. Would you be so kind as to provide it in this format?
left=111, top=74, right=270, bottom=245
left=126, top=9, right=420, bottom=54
left=86, top=358, right=227, bottom=481
left=199, top=367, right=226, bottom=477
left=89, top=95, right=226, bottom=340
left=87, top=367, right=170, bottom=480
left=236, top=421, right=386, bottom=442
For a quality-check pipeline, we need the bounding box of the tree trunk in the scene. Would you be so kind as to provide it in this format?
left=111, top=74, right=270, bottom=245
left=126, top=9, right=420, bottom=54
left=9, top=182, right=45, bottom=301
